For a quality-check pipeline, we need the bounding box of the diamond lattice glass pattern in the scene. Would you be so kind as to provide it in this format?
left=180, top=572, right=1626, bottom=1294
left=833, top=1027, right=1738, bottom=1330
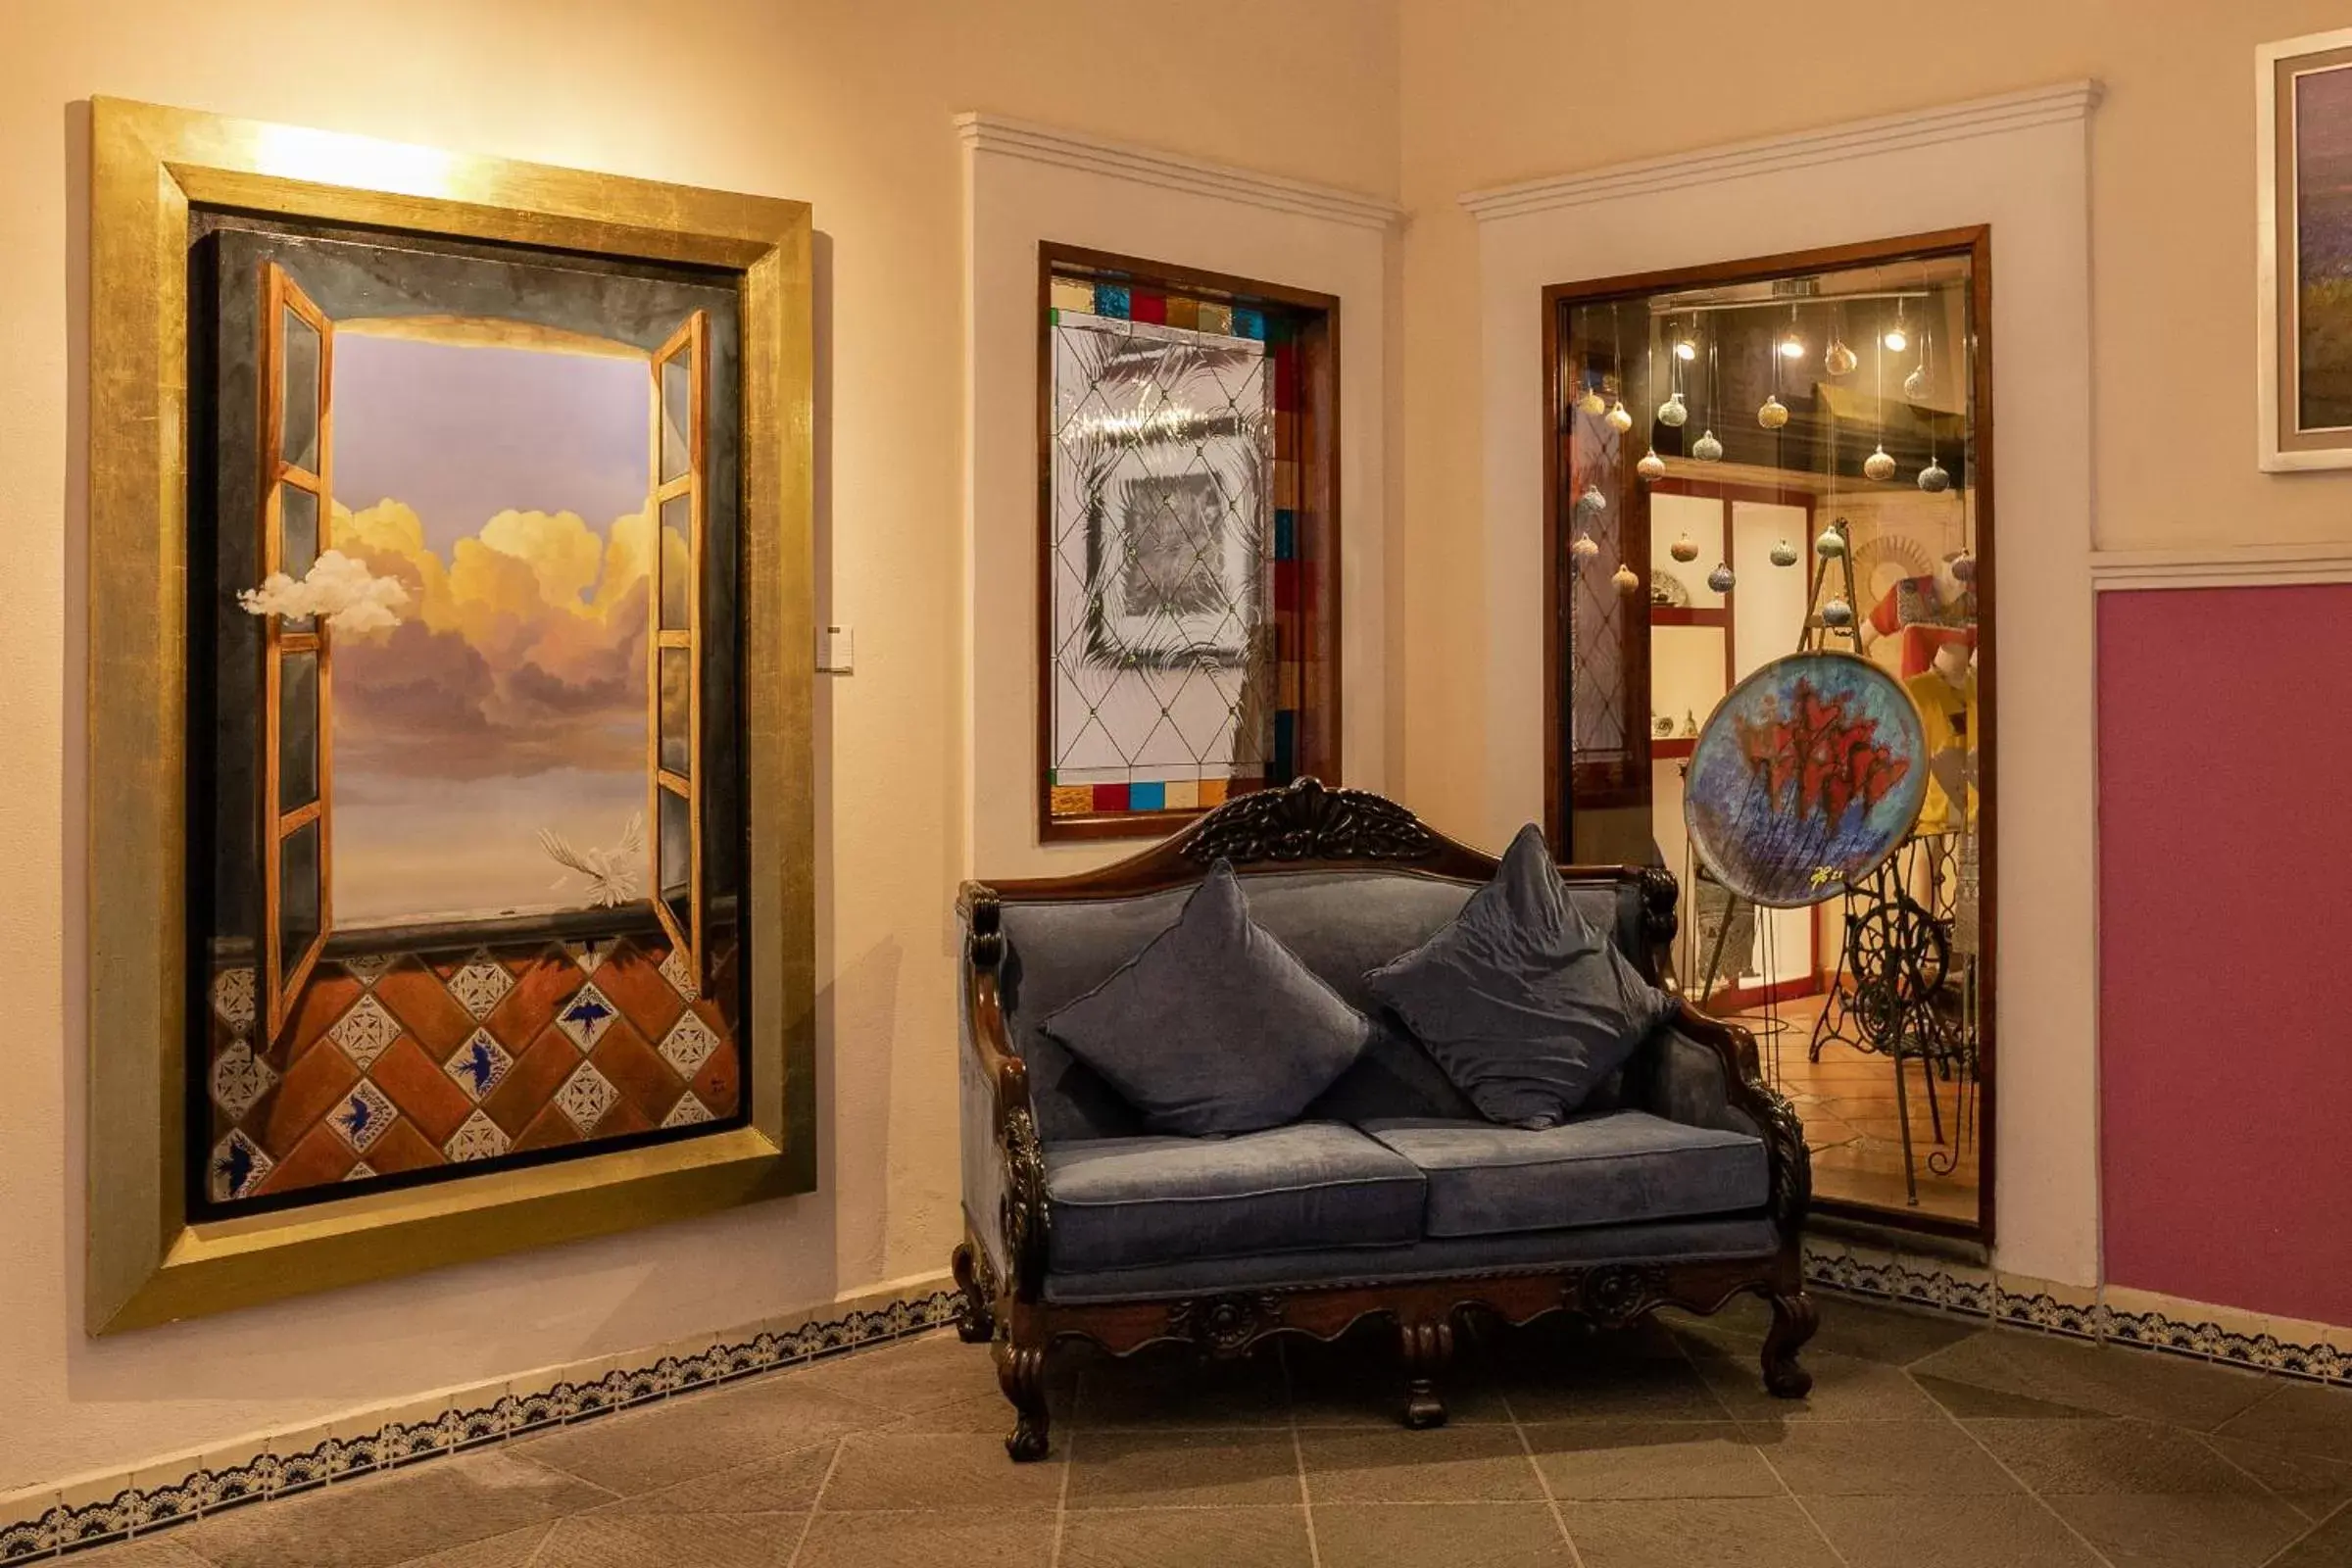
left=1048, top=295, right=1282, bottom=816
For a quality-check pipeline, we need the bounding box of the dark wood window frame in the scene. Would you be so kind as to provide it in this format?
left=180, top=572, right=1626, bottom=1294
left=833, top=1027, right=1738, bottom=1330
left=1035, top=242, right=1341, bottom=844
left=1540, top=225, right=1998, bottom=1248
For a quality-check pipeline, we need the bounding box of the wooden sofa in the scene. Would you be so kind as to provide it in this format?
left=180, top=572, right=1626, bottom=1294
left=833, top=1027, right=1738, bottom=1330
left=953, top=780, right=1816, bottom=1458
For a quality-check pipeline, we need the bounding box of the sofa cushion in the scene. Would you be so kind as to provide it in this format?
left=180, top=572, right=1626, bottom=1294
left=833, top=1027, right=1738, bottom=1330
left=1041, top=860, right=1371, bottom=1136
left=999, top=868, right=1642, bottom=1142
left=1361, top=1111, right=1768, bottom=1237
left=1366, top=824, right=1678, bottom=1128
left=1044, top=1122, right=1428, bottom=1274
left=1043, top=1215, right=1781, bottom=1302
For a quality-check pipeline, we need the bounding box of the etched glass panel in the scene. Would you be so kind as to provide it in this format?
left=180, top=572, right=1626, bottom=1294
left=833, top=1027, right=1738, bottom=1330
left=1047, top=289, right=1277, bottom=821
left=659, top=646, right=692, bottom=776
left=279, top=483, right=319, bottom=631
left=278, top=817, right=321, bottom=975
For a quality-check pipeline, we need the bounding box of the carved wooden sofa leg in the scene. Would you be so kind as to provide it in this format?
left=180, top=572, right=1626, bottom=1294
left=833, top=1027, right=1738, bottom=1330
left=952, top=1239, right=995, bottom=1346
left=1761, top=1288, right=1819, bottom=1398
left=993, top=1326, right=1052, bottom=1460
left=1398, top=1316, right=1454, bottom=1430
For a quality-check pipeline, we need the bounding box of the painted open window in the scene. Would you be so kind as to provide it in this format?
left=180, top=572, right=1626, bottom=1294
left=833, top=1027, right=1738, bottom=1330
left=1037, top=246, right=1341, bottom=841
left=195, top=223, right=749, bottom=1214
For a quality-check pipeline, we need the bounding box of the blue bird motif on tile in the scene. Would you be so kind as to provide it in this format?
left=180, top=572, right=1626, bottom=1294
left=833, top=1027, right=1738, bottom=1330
left=456, top=1038, right=502, bottom=1094
left=337, top=1095, right=377, bottom=1141
left=564, top=994, right=615, bottom=1032
left=215, top=1137, right=256, bottom=1197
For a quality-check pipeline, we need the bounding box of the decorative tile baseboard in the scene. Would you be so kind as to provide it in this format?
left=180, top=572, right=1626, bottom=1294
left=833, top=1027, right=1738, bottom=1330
left=9, top=1251, right=2346, bottom=1561
left=0, top=1288, right=960, bottom=1562
left=1803, top=1245, right=2352, bottom=1385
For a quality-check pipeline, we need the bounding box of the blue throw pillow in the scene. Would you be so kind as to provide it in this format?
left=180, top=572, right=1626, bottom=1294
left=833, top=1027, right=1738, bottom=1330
left=1042, top=860, right=1373, bottom=1137
left=1365, top=823, right=1679, bottom=1129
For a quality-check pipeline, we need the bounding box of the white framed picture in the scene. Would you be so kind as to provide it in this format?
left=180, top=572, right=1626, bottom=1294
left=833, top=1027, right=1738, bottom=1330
left=2259, top=26, right=2352, bottom=469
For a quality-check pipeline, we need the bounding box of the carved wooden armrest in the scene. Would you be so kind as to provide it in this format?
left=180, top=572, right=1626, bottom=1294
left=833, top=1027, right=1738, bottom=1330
left=956, top=881, right=1050, bottom=1300
left=1664, top=1002, right=1813, bottom=1237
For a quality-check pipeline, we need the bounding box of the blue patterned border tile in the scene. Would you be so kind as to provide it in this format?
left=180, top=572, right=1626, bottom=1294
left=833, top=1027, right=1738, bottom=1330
left=1806, top=1249, right=2352, bottom=1387
left=6, top=1288, right=956, bottom=1562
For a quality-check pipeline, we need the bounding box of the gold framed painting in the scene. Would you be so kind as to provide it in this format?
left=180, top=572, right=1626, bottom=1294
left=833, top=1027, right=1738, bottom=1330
left=2260, top=27, right=2352, bottom=469
left=86, top=98, right=815, bottom=1333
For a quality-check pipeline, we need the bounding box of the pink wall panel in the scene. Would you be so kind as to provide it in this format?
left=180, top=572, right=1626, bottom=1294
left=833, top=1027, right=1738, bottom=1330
left=2097, top=586, right=2352, bottom=1329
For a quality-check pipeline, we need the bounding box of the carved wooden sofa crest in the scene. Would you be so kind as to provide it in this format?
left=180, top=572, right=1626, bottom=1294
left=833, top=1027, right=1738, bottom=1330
left=954, top=780, right=1816, bottom=1458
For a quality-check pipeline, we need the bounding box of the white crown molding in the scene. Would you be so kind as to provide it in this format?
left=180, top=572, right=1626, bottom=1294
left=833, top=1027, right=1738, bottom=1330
left=956, top=112, right=1401, bottom=230
left=2091, top=541, right=2352, bottom=591
left=1459, top=80, right=2104, bottom=221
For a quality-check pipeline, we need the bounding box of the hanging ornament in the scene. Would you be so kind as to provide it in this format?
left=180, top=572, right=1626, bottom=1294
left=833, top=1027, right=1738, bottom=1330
left=1669, top=533, right=1698, bottom=564
left=1570, top=530, right=1599, bottom=564
left=1822, top=596, right=1856, bottom=629
left=1604, top=399, right=1634, bottom=433
left=1824, top=338, right=1857, bottom=376
left=1691, top=429, right=1724, bottom=463
left=1903, top=363, right=1931, bottom=404
left=1770, top=539, right=1799, bottom=567
left=1757, top=394, right=1788, bottom=430
left=1575, top=482, right=1608, bottom=517
left=1707, top=562, right=1737, bottom=594
left=1611, top=563, right=1641, bottom=595
left=1918, top=458, right=1951, bottom=493
left=1863, top=444, right=1896, bottom=482
left=1950, top=551, right=1977, bottom=584
left=1637, top=447, right=1667, bottom=481
left=1577, top=383, right=1606, bottom=417
left=1815, top=526, right=1846, bottom=559
left=1656, top=391, right=1688, bottom=427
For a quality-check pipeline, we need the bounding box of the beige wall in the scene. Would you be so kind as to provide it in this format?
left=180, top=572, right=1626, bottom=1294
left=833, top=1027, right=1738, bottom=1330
left=0, top=0, right=1398, bottom=1491
left=1396, top=0, right=2352, bottom=835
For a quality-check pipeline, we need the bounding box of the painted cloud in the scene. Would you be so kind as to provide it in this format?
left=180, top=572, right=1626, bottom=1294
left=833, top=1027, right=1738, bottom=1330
left=237, top=550, right=410, bottom=632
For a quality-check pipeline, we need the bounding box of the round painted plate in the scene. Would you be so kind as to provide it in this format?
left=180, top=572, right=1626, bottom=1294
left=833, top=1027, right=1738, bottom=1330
left=1684, top=651, right=1929, bottom=908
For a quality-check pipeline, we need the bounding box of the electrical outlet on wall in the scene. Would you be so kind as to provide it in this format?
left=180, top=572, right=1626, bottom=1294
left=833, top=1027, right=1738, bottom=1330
left=816, top=625, right=855, bottom=674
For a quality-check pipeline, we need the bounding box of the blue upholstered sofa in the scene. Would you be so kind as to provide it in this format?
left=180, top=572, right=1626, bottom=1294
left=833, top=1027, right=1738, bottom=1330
left=954, top=781, right=1816, bottom=1459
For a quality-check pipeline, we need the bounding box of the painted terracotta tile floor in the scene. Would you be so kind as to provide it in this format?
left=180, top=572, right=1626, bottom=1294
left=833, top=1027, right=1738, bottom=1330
left=67, top=1297, right=2352, bottom=1566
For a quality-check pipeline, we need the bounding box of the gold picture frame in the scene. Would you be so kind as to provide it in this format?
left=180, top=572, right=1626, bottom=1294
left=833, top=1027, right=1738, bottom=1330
left=2259, top=27, right=2352, bottom=469
left=86, top=97, right=815, bottom=1333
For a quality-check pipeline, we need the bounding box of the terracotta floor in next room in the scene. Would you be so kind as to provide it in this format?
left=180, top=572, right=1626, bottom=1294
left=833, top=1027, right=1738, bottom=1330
left=1726, top=992, right=1983, bottom=1223
left=70, top=1297, right=2352, bottom=1567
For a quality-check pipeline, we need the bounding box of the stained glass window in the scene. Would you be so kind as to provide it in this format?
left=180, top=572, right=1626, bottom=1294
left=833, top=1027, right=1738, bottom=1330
left=1039, top=251, right=1338, bottom=839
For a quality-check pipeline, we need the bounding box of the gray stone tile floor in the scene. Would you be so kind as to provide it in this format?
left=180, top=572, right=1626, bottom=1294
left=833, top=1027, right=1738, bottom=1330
left=73, top=1296, right=2352, bottom=1566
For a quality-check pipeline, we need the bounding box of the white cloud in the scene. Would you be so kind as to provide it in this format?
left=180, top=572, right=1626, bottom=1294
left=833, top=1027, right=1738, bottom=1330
left=239, top=550, right=409, bottom=633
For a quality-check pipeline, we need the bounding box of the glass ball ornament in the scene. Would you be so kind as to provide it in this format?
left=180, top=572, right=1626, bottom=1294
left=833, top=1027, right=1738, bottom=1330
left=1636, top=447, right=1667, bottom=481
left=1656, top=392, right=1689, bottom=428
left=1575, top=482, right=1608, bottom=517
left=1757, top=394, right=1789, bottom=430
left=1770, top=539, right=1799, bottom=567
left=1917, top=458, right=1951, bottom=494
left=1611, top=563, right=1641, bottom=596
left=1707, top=562, right=1737, bottom=594
left=1670, top=533, right=1699, bottom=564
left=1824, top=339, right=1858, bottom=376
left=1815, top=526, right=1846, bottom=559
left=1691, top=428, right=1724, bottom=463
left=1822, top=596, right=1856, bottom=629
left=1604, top=399, right=1635, bottom=433
left=1903, top=365, right=1931, bottom=404
left=1570, top=530, right=1600, bottom=564
left=1863, top=445, right=1897, bottom=482
left=1950, top=551, right=1977, bottom=584
left=1577, top=386, right=1607, bottom=417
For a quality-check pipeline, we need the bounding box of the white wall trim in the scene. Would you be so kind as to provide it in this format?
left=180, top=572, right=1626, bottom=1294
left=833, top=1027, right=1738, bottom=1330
left=1459, top=80, right=2104, bottom=221
left=2091, top=542, right=2352, bottom=590
left=955, top=113, right=1401, bottom=230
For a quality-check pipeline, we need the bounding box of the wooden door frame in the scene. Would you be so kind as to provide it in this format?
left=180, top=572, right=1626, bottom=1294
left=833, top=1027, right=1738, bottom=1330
left=1539, top=226, right=1997, bottom=1247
